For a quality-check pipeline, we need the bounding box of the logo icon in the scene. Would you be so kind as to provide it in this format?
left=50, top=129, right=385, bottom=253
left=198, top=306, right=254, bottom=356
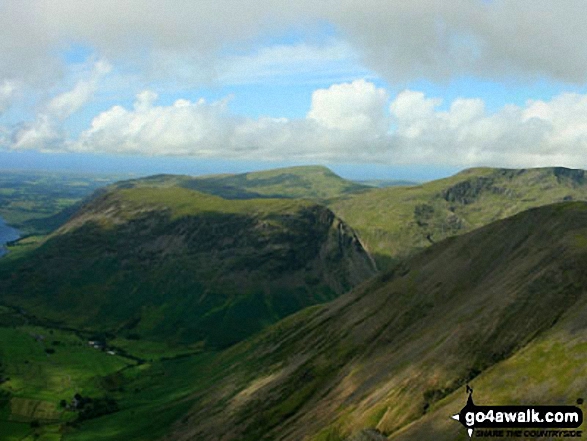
left=451, top=386, right=583, bottom=438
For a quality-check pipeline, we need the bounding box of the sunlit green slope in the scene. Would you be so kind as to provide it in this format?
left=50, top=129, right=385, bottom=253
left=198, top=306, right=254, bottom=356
left=330, top=167, right=587, bottom=268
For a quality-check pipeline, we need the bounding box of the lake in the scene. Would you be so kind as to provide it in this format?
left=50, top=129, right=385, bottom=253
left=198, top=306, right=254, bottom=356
left=0, top=217, right=20, bottom=257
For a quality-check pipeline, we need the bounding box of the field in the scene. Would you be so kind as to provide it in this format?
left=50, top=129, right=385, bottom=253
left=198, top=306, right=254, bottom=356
left=0, top=304, right=229, bottom=441
left=0, top=171, right=125, bottom=235
left=0, top=306, right=134, bottom=440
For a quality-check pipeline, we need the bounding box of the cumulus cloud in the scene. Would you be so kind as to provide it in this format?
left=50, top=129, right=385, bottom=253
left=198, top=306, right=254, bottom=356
left=7, top=78, right=587, bottom=169
left=308, top=79, right=388, bottom=131
left=73, top=92, right=236, bottom=156
left=66, top=83, right=587, bottom=168
left=65, top=81, right=389, bottom=160
left=387, top=90, right=587, bottom=167
left=10, top=115, right=62, bottom=151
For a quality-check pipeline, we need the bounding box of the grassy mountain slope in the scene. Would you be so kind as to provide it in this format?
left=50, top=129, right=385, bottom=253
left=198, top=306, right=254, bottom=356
left=160, top=202, right=587, bottom=441
left=113, top=165, right=369, bottom=201
left=187, top=165, right=369, bottom=199
left=330, top=167, right=587, bottom=268
left=0, top=186, right=376, bottom=348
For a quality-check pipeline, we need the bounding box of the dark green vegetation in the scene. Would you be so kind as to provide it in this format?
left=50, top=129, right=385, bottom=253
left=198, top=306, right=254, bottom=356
left=0, top=185, right=375, bottom=348
left=330, top=167, right=587, bottom=268
left=0, top=170, right=124, bottom=235
left=161, top=202, right=587, bottom=440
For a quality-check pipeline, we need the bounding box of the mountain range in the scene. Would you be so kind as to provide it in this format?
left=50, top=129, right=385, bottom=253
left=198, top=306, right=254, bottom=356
left=1, top=165, right=586, bottom=440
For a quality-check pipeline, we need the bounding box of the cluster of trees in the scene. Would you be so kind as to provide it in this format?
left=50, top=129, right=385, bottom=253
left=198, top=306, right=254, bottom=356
left=60, top=393, right=119, bottom=421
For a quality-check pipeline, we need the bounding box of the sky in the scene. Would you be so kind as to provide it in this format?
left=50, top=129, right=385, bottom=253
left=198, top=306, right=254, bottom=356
left=1, top=1, right=587, bottom=180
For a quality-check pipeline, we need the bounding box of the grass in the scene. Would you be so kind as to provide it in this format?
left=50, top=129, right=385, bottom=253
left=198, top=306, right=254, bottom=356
left=185, top=165, right=369, bottom=200
left=0, top=326, right=129, bottom=401
left=114, top=165, right=369, bottom=201
left=0, top=305, right=234, bottom=441
left=155, top=202, right=587, bottom=440
left=63, top=352, right=220, bottom=441
left=0, top=309, right=134, bottom=441
left=113, top=186, right=315, bottom=220
left=108, top=338, right=204, bottom=362
left=0, top=170, right=124, bottom=235
left=329, top=167, right=587, bottom=268
left=392, top=320, right=587, bottom=440
left=4, top=166, right=587, bottom=440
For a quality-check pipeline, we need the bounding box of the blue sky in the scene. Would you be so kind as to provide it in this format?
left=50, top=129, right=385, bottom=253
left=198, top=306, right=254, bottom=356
left=2, top=1, right=587, bottom=180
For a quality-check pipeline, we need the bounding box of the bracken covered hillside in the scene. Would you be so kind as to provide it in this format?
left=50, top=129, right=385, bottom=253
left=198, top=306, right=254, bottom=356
left=0, top=186, right=376, bottom=348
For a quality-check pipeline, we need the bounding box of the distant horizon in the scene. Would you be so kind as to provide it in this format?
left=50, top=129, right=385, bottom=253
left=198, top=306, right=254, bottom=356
left=0, top=150, right=464, bottom=182
left=2, top=151, right=586, bottom=184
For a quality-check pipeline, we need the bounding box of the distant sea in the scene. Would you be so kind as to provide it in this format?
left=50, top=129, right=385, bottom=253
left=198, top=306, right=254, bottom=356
left=0, top=217, right=20, bottom=257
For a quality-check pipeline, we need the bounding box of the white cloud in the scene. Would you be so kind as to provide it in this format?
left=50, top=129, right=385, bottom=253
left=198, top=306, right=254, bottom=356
left=7, top=60, right=111, bottom=150
left=308, top=79, right=388, bottom=131
left=7, top=79, right=587, bottom=169
left=68, top=81, right=389, bottom=160
left=73, top=92, right=236, bottom=156
left=109, top=85, right=587, bottom=167
left=10, top=115, right=62, bottom=151
left=387, top=90, right=587, bottom=167
left=47, top=60, right=111, bottom=120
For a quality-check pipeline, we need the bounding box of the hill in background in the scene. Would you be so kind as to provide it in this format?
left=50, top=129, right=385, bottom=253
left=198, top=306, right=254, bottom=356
left=114, top=165, right=369, bottom=201
left=330, top=167, right=587, bottom=268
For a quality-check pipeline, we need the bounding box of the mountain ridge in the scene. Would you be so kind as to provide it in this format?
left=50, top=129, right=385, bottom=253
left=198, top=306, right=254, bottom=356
left=161, top=201, right=587, bottom=440
left=0, top=185, right=376, bottom=348
left=329, top=166, right=587, bottom=268
left=110, top=165, right=370, bottom=201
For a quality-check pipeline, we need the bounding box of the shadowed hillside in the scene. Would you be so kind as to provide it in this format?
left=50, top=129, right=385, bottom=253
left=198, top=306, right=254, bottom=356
left=160, top=202, right=587, bottom=440
left=0, top=186, right=376, bottom=348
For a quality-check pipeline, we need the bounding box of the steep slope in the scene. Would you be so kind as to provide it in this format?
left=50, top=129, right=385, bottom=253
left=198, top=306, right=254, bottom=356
left=330, top=167, right=587, bottom=268
left=113, top=165, right=369, bottom=200
left=162, top=202, right=587, bottom=440
left=0, top=186, right=376, bottom=348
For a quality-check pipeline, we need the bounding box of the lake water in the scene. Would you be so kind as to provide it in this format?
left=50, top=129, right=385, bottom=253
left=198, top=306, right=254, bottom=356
left=0, top=217, right=20, bottom=257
